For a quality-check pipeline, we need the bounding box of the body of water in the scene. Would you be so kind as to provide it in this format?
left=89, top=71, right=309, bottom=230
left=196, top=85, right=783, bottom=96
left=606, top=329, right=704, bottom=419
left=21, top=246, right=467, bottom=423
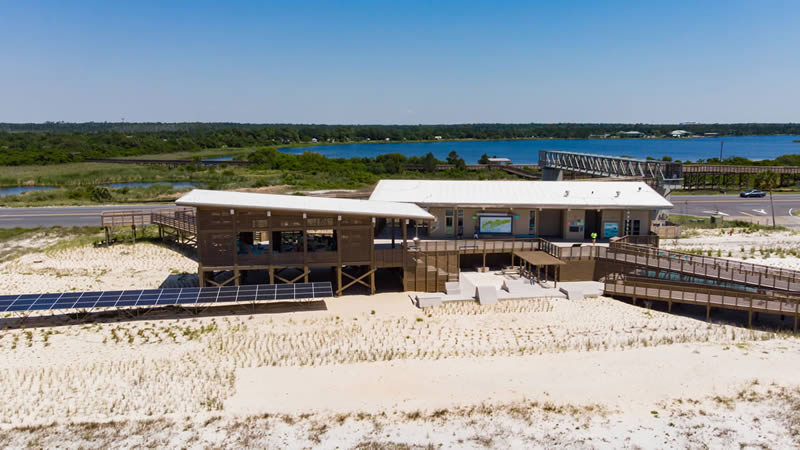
left=0, top=186, right=58, bottom=197
left=202, top=156, right=234, bottom=161
left=288, top=136, right=800, bottom=164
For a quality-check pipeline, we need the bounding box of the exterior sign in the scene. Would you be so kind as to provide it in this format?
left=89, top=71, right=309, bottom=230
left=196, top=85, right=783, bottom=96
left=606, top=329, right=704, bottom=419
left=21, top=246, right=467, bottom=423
left=478, top=215, right=513, bottom=234
left=603, top=221, right=619, bottom=238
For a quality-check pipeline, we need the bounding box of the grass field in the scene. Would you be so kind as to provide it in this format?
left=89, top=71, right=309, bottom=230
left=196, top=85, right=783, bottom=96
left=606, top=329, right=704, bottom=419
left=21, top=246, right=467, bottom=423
left=0, top=146, right=520, bottom=206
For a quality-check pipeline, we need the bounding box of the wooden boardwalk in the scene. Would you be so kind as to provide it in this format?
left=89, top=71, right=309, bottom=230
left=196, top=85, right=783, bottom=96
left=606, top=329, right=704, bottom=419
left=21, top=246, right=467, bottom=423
left=101, top=208, right=196, bottom=245
left=605, top=277, right=800, bottom=330
left=603, top=243, right=800, bottom=292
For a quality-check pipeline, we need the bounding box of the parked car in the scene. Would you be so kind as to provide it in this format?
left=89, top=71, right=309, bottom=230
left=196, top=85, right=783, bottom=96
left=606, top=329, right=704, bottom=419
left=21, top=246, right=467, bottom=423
left=740, top=189, right=766, bottom=198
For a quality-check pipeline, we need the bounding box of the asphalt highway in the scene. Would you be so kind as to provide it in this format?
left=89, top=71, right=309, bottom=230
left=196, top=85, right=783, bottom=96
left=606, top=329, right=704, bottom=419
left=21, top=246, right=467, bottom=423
left=0, top=204, right=177, bottom=229
left=669, top=193, right=800, bottom=220
left=1, top=194, right=799, bottom=229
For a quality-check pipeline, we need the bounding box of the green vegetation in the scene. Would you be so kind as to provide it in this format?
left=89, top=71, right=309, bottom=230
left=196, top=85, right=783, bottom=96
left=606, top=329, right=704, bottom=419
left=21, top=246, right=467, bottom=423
left=1, top=150, right=524, bottom=206
left=2, top=122, right=800, bottom=166
left=688, top=154, right=800, bottom=166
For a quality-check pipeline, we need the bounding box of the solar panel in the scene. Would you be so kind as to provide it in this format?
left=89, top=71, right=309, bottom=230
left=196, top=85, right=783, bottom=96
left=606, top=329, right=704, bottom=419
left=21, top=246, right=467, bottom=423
left=0, top=282, right=334, bottom=313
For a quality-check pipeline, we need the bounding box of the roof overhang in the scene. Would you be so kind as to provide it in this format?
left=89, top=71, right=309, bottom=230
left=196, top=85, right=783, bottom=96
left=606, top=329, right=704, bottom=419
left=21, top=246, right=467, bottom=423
left=176, top=189, right=434, bottom=221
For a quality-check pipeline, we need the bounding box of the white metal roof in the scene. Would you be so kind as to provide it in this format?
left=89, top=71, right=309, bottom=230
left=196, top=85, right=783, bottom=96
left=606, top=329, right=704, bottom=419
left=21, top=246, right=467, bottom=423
left=176, top=189, right=435, bottom=220
left=369, top=180, right=673, bottom=209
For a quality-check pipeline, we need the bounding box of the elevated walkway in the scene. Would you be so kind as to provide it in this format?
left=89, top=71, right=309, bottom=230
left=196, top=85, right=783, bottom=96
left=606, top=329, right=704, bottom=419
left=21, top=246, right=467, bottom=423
left=100, top=208, right=196, bottom=246
left=603, top=242, right=800, bottom=292
left=605, top=276, right=799, bottom=331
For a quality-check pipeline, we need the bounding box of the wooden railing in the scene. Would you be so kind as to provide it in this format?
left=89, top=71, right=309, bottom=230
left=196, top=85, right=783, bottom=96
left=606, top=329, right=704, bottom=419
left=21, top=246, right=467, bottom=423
left=415, top=238, right=545, bottom=254
left=375, top=248, right=405, bottom=267
left=151, top=209, right=196, bottom=234
left=604, top=278, right=800, bottom=316
left=605, top=243, right=800, bottom=291
left=101, top=210, right=153, bottom=227
left=610, top=234, right=660, bottom=247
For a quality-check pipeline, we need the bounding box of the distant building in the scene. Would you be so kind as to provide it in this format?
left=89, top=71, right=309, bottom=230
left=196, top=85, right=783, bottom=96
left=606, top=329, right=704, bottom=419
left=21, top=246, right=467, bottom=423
left=670, top=130, right=691, bottom=137
left=385, top=138, right=390, bottom=141
left=704, top=133, right=719, bottom=137
left=487, top=157, right=512, bottom=166
left=434, top=135, right=443, bottom=140
left=618, top=131, right=644, bottom=138
left=311, top=138, right=318, bottom=143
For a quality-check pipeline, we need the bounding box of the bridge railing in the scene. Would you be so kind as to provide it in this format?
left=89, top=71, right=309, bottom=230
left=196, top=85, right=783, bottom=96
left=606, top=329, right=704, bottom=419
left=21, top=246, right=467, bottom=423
left=605, top=242, right=800, bottom=289
left=604, top=277, right=799, bottom=315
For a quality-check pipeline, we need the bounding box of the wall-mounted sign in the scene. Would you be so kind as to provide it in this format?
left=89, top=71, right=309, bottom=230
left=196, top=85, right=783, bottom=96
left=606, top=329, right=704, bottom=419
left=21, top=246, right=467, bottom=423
left=603, top=222, right=619, bottom=238
left=478, top=215, right=513, bottom=234
left=568, top=218, right=584, bottom=233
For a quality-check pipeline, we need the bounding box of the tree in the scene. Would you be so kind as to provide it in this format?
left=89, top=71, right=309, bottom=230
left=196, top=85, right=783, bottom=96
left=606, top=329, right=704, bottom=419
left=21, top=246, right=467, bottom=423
left=755, top=170, right=779, bottom=229
left=446, top=150, right=460, bottom=165
left=478, top=153, right=490, bottom=164
left=422, top=152, right=438, bottom=173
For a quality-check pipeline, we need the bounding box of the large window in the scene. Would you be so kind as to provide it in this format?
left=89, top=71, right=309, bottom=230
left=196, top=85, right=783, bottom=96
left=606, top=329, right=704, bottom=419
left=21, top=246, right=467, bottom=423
left=273, top=231, right=304, bottom=253
left=306, top=229, right=337, bottom=252
left=457, top=210, right=464, bottom=237
left=623, top=219, right=641, bottom=236
left=528, top=210, right=536, bottom=234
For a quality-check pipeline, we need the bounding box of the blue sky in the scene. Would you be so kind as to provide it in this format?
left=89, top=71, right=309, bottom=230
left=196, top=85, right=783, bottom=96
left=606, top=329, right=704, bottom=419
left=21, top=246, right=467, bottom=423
left=2, top=1, right=799, bottom=123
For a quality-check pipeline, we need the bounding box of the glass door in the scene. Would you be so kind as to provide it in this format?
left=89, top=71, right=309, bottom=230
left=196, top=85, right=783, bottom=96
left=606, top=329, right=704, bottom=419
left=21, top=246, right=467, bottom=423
left=445, top=209, right=454, bottom=236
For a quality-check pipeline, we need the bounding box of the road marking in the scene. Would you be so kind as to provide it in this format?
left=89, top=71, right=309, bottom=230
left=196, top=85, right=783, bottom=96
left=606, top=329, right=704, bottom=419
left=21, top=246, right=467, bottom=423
left=739, top=211, right=754, bottom=217
left=753, top=209, right=767, bottom=215
left=678, top=199, right=799, bottom=203
left=0, top=213, right=102, bottom=217
left=701, top=210, right=729, bottom=216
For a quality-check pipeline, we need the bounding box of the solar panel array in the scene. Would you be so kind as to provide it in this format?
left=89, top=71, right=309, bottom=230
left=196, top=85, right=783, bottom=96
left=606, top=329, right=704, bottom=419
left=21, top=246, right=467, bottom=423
left=0, top=282, right=333, bottom=313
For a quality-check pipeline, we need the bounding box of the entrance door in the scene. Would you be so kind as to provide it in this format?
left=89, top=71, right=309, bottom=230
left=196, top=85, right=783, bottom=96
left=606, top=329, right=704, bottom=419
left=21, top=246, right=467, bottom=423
left=538, top=210, right=562, bottom=238
left=584, top=210, right=601, bottom=239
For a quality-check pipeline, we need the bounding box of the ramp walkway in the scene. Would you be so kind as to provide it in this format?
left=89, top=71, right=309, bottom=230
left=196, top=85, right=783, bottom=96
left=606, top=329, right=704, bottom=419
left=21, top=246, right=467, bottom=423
left=605, top=276, right=799, bottom=331
left=603, top=242, right=800, bottom=292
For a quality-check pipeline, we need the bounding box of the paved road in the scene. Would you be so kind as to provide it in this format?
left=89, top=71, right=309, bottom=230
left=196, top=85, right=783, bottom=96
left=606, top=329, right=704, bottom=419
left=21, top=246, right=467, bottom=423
left=0, top=204, right=177, bottom=228
left=670, top=194, right=800, bottom=220
left=1, top=194, right=799, bottom=229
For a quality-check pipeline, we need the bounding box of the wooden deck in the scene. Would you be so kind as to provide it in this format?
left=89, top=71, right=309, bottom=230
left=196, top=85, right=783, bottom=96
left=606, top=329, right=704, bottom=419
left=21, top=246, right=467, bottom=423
left=604, top=243, right=800, bottom=292
left=604, top=278, right=800, bottom=330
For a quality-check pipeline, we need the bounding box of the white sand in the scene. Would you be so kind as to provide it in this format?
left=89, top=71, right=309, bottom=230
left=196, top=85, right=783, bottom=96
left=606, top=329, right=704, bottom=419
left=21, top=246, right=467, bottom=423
left=0, top=241, right=197, bottom=294
left=0, top=232, right=799, bottom=448
left=661, top=228, right=800, bottom=270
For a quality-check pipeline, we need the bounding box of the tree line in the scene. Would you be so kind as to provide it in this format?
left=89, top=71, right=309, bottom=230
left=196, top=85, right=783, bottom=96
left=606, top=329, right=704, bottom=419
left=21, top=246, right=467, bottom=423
left=1, top=122, right=799, bottom=166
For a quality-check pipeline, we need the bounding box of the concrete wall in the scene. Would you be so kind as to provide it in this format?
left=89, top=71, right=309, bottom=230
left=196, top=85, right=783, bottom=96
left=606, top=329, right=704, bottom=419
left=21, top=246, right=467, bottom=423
left=427, top=207, right=537, bottom=238
left=562, top=210, right=586, bottom=241
left=425, top=206, right=654, bottom=239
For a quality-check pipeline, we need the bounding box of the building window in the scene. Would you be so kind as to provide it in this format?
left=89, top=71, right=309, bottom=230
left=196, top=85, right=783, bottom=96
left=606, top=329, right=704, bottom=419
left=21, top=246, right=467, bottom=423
left=624, top=219, right=641, bottom=236
left=445, top=209, right=454, bottom=235
left=528, top=210, right=536, bottom=234
left=457, top=210, right=464, bottom=237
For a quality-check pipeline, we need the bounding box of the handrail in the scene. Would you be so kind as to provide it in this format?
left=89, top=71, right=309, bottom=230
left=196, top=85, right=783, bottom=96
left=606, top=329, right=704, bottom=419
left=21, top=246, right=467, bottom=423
left=607, top=242, right=800, bottom=281
left=604, top=278, right=800, bottom=314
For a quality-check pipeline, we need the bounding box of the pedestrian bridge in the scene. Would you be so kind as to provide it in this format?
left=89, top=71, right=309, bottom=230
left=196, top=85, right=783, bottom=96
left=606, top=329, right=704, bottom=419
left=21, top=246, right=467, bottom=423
left=538, top=150, right=683, bottom=190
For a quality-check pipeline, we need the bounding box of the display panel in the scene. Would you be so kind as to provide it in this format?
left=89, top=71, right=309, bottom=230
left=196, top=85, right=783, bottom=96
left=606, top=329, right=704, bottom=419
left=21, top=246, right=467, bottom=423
left=478, top=215, right=513, bottom=234
left=603, top=222, right=619, bottom=238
